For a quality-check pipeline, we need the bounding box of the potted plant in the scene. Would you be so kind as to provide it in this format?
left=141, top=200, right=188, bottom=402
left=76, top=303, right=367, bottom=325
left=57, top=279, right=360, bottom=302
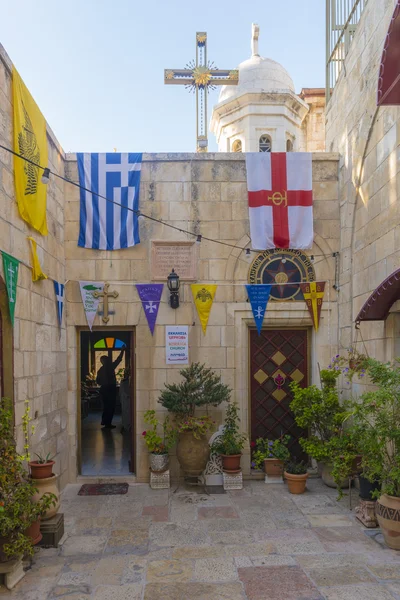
left=28, top=452, right=55, bottom=479
left=210, top=402, right=247, bottom=473
left=284, top=460, right=309, bottom=494
left=142, top=410, right=177, bottom=473
left=329, top=348, right=368, bottom=382
left=253, top=435, right=291, bottom=477
left=29, top=453, right=60, bottom=520
left=0, top=398, right=57, bottom=563
left=348, top=358, right=400, bottom=549
left=290, top=369, right=352, bottom=488
left=158, top=363, right=231, bottom=477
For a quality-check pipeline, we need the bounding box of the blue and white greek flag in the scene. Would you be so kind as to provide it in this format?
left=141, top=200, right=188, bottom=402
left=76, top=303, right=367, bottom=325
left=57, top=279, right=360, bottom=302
left=77, top=153, right=142, bottom=250
left=53, top=281, right=64, bottom=327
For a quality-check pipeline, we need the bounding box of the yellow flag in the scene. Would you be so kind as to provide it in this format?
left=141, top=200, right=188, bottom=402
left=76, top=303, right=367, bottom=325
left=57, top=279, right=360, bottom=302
left=27, top=237, right=47, bottom=282
left=12, top=68, right=48, bottom=235
left=191, top=284, right=217, bottom=334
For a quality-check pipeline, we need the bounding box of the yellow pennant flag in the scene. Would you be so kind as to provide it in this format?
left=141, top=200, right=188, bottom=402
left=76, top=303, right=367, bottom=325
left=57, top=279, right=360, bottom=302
left=27, top=237, right=47, bottom=282
left=191, top=284, right=217, bottom=334
left=12, top=68, right=48, bottom=235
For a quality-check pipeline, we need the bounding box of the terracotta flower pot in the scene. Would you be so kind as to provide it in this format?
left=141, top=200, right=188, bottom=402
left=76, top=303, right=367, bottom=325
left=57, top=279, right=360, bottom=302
left=376, top=494, right=400, bottom=550
left=28, top=461, right=55, bottom=480
left=176, top=432, right=210, bottom=477
left=30, top=474, right=60, bottom=520
left=25, top=519, right=42, bottom=546
left=284, top=471, right=309, bottom=494
left=264, top=458, right=284, bottom=477
left=149, top=453, right=169, bottom=473
left=221, top=454, right=241, bottom=473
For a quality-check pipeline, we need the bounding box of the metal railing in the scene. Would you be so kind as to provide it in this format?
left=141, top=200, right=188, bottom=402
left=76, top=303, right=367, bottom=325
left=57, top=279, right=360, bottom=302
left=326, top=0, right=368, bottom=101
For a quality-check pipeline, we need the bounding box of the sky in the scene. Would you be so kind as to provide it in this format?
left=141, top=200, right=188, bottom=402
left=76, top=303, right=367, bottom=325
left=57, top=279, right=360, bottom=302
left=0, top=0, right=325, bottom=153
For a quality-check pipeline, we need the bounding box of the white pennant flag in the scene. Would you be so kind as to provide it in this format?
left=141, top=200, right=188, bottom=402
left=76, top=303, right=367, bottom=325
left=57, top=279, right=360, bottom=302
left=79, top=281, right=103, bottom=331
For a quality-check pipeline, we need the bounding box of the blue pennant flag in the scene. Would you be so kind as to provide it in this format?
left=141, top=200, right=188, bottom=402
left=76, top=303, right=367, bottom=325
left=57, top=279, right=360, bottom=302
left=246, top=284, right=272, bottom=335
left=54, top=281, right=65, bottom=328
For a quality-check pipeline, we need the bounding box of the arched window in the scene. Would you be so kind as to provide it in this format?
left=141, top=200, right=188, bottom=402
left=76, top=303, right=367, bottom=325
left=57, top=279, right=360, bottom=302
left=259, top=135, right=272, bottom=152
left=94, top=337, right=126, bottom=350
left=232, top=139, right=242, bottom=153
left=286, top=139, right=293, bottom=152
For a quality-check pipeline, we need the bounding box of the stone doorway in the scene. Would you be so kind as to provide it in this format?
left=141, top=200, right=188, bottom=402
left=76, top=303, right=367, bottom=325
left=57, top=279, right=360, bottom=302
left=79, top=328, right=135, bottom=476
left=250, top=328, right=309, bottom=460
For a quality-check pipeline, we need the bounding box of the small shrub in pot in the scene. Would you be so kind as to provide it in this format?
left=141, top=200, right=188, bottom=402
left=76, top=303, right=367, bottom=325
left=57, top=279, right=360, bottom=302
left=210, top=402, right=247, bottom=472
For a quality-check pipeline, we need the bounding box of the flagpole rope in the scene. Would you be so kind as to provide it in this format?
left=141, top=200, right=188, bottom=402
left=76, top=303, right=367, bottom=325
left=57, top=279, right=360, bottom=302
left=0, top=143, right=334, bottom=259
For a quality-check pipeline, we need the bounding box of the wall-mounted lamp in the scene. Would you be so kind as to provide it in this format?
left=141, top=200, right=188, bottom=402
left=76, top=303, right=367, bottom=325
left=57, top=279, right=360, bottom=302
left=167, top=268, right=180, bottom=309
left=41, top=167, right=50, bottom=185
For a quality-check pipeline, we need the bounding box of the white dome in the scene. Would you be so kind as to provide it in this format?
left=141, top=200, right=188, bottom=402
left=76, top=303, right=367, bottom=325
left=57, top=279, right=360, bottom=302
left=219, top=55, right=295, bottom=103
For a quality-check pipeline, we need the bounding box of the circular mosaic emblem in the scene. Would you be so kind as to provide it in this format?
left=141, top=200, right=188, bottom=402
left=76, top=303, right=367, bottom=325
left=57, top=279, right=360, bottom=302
left=248, top=249, right=315, bottom=301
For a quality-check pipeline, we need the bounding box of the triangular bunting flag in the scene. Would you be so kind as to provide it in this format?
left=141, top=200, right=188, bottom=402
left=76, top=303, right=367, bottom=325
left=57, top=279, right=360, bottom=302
left=79, top=281, right=103, bottom=331
left=300, top=281, right=326, bottom=331
left=191, top=284, right=217, bottom=334
left=245, top=284, right=272, bottom=335
left=2, top=251, right=20, bottom=326
left=28, top=237, right=47, bottom=281
left=54, top=281, right=65, bottom=328
left=136, top=284, right=163, bottom=335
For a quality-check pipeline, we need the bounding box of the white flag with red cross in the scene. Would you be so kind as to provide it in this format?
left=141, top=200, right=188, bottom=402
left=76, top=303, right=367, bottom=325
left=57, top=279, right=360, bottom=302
left=245, top=152, right=313, bottom=250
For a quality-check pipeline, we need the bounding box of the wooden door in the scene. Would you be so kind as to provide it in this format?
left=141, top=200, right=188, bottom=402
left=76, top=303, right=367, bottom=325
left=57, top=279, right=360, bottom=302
left=250, top=329, right=308, bottom=459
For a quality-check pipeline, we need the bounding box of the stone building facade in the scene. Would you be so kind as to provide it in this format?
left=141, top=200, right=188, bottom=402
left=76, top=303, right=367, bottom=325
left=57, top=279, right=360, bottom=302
left=325, top=0, right=400, bottom=370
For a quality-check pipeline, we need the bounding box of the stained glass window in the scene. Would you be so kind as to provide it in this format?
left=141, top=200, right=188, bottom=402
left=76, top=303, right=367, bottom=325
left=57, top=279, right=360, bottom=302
left=94, top=338, right=126, bottom=350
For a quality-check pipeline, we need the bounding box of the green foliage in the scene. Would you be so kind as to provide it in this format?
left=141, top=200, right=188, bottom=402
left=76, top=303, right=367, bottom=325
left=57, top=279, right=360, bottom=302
left=158, top=363, right=231, bottom=418
left=329, top=348, right=368, bottom=382
left=285, top=460, right=308, bottom=475
left=252, top=435, right=291, bottom=469
left=211, top=402, right=247, bottom=456
left=142, top=410, right=177, bottom=454
left=34, top=452, right=55, bottom=464
left=349, top=358, right=400, bottom=498
left=175, top=416, right=215, bottom=440
left=0, top=398, right=57, bottom=559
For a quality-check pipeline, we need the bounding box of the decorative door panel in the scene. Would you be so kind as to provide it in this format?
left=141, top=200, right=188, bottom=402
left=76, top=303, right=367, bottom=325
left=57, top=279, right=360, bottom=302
left=250, top=329, right=308, bottom=460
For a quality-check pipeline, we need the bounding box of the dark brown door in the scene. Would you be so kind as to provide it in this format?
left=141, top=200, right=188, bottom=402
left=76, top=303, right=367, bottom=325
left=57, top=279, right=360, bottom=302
left=250, top=329, right=308, bottom=459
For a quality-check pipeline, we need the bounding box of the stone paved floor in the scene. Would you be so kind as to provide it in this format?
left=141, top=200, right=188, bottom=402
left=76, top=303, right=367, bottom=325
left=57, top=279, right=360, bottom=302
left=2, top=478, right=400, bottom=599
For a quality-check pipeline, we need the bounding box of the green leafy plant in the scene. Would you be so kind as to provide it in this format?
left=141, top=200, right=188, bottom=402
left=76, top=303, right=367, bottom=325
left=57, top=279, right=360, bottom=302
left=348, top=358, right=400, bottom=498
left=158, top=363, right=231, bottom=418
left=252, top=435, right=291, bottom=469
left=285, top=459, right=308, bottom=475
left=142, top=410, right=177, bottom=454
left=0, top=398, right=57, bottom=559
left=211, top=402, right=247, bottom=456
left=34, top=452, right=55, bottom=464
left=175, top=415, right=215, bottom=440
left=329, top=348, right=368, bottom=383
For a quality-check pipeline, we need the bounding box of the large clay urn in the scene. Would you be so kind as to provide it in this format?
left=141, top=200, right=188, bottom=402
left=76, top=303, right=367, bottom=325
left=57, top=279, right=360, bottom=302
left=376, top=494, right=400, bottom=550
left=176, top=432, right=210, bottom=477
left=321, top=463, right=348, bottom=489
left=31, top=475, right=60, bottom=520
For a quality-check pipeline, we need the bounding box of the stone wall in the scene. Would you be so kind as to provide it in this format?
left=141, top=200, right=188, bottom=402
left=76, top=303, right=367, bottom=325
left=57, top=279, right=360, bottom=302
left=325, top=0, right=399, bottom=365
left=65, top=152, right=340, bottom=482
left=0, top=45, right=69, bottom=489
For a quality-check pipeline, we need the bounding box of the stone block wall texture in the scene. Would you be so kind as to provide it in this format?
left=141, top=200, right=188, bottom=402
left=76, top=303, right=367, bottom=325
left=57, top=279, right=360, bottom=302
left=65, top=152, right=340, bottom=482
left=325, top=0, right=400, bottom=363
left=0, top=45, right=69, bottom=489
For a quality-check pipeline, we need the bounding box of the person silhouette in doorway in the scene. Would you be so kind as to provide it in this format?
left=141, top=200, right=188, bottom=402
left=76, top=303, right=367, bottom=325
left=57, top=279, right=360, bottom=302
left=96, top=349, right=125, bottom=429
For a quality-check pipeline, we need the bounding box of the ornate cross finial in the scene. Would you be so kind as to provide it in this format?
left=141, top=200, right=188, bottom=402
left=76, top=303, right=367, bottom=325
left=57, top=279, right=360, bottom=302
left=251, top=23, right=260, bottom=57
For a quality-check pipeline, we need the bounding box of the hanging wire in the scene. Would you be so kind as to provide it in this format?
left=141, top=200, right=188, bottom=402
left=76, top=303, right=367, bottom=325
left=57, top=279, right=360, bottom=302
left=0, top=143, right=333, bottom=259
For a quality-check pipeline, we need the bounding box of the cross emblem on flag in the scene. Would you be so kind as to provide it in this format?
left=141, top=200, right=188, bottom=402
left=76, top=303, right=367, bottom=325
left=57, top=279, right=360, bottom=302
left=145, top=301, right=157, bottom=313
left=246, top=152, right=313, bottom=249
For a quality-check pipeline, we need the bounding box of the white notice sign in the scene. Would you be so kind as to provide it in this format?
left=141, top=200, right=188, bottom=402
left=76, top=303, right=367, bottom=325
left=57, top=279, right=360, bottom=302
left=166, top=326, right=189, bottom=364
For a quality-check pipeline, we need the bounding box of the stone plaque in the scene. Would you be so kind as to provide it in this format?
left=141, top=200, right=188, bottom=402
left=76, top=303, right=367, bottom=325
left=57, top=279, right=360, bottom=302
left=151, top=241, right=196, bottom=281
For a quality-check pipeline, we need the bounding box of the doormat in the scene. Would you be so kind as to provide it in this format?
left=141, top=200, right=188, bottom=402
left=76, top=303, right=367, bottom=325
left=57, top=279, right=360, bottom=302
left=78, top=483, right=129, bottom=496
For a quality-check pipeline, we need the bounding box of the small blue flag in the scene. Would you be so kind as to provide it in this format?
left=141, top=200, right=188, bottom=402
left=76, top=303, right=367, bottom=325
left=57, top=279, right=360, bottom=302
left=246, top=284, right=272, bottom=335
left=54, top=281, right=65, bottom=328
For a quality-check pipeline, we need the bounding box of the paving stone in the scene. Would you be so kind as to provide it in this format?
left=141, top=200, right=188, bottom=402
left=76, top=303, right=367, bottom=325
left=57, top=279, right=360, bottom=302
left=319, top=585, right=397, bottom=599
left=223, top=543, right=276, bottom=557
left=172, top=546, right=226, bottom=559
left=61, top=535, right=108, bottom=556
left=235, top=555, right=296, bottom=568
left=142, top=506, right=169, bottom=522
left=194, top=558, right=237, bottom=582
left=146, top=559, right=193, bottom=582
left=367, top=564, right=400, bottom=580
left=291, top=495, right=348, bottom=515
left=92, top=584, right=143, bottom=599
left=296, top=554, right=368, bottom=569
left=198, top=506, right=239, bottom=519
left=150, top=523, right=210, bottom=547
left=67, top=517, right=113, bottom=534
left=57, top=572, right=91, bottom=586
left=106, top=529, right=149, bottom=550
left=169, top=505, right=197, bottom=523
left=49, top=585, right=92, bottom=599
left=209, top=530, right=256, bottom=545
left=314, top=527, right=378, bottom=553
left=238, top=565, right=323, bottom=599
left=202, top=518, right=247, bottom=531
left=308, top=566, right=376, bottom=586
left=143, top=582, right=245, bottom=600
left=307, top=514, right=355, bottom=527
left=385, top=583, right=400, bottom=597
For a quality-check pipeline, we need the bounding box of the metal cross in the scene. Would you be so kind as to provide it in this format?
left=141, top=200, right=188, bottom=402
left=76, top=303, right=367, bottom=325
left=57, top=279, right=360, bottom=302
left=164, top=32, right=239, bottom=152
left=93, top=282, right=119, bottom=324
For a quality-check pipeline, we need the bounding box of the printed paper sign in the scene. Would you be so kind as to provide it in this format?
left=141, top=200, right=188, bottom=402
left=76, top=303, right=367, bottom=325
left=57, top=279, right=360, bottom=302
left=166, top=325, right=189, bottom=365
